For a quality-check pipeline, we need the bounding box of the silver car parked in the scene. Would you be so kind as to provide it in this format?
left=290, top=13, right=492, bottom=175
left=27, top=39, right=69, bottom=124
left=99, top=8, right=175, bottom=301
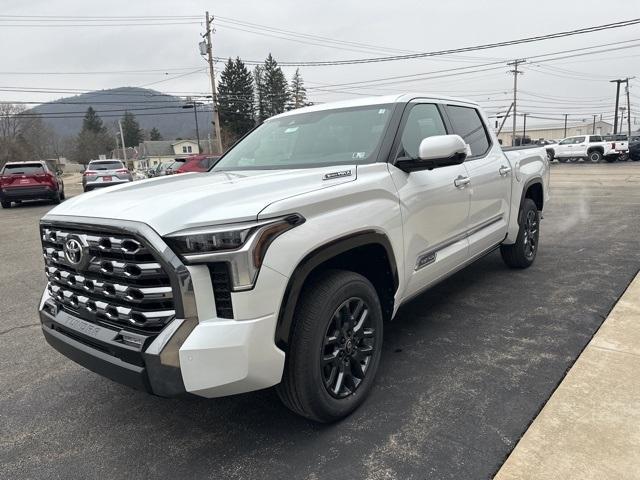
left=82, top=160, right=133, bottom=192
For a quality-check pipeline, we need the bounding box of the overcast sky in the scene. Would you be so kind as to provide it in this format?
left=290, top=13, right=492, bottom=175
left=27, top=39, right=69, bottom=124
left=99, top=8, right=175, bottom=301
left=1, top=0, right=639, bottom=129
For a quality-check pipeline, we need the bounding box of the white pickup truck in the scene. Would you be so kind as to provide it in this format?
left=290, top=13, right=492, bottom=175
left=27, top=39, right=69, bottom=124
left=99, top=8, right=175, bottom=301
left=38, top=94, right=549, bottom=422
left=552, top=134, right=610, bottom=163
left=602, top=134, right=629, bottom=162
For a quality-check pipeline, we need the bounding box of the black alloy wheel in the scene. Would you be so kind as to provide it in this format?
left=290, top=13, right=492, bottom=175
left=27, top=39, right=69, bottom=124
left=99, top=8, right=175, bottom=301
left=321, top=297, right=376, bottom=399
left=522, top=208, right=539, bottom=260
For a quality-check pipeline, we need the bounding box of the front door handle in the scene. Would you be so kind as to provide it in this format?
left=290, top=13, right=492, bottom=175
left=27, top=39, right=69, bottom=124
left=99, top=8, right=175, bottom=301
left=499, top=165, right=512, bottom=176
left=454, top=175, right=471, bottom=188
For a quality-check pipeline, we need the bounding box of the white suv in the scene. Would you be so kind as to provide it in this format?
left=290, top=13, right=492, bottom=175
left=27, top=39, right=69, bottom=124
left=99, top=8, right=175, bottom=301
left=39, top=94, right=548, bottom=422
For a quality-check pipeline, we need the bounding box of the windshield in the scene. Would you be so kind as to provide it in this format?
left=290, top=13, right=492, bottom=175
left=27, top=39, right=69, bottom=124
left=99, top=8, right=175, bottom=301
left=89, top=161, right=124, bottom=170
left=213, top=104, right=393, bottom=170
left=2, top=163, right=44, bottom=175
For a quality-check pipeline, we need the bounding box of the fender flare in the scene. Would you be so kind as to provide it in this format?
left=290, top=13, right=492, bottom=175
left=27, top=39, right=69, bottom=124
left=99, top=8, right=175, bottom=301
left=518, top=177, right=543, bottom=223
left=274, top=230, right=398, bottom=350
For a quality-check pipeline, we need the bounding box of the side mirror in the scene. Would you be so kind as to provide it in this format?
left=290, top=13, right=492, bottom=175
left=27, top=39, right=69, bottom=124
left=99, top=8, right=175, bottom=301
left=396, top=134, right=468, bottom=172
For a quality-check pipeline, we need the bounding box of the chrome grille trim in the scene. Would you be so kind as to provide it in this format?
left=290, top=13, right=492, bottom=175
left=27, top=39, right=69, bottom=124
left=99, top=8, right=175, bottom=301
left=41, top=224, right=176, bottom=332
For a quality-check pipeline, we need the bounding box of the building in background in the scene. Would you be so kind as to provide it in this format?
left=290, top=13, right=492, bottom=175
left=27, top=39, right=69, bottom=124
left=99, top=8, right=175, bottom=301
left=496, top=120, right=614, bottom=145
left=137, top=140, right=200, bottom=170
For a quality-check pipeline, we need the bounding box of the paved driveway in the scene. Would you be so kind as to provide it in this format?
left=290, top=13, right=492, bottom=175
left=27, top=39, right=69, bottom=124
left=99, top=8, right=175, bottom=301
left=1, top=164, right=639, bottom=479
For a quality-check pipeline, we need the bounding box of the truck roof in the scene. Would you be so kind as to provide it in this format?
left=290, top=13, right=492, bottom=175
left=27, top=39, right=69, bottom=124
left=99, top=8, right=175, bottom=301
left=271, top=93, right=479, bottom=120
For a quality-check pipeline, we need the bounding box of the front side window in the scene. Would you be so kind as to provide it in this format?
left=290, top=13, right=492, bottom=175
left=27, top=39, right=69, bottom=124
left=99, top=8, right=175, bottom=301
left=214, top=104, right=393, bottom=170
left=395, top=103, right=447, bottom=159
left=559, top=137, right=575, bottom=145
left=446, top=105, right=490, bottom=157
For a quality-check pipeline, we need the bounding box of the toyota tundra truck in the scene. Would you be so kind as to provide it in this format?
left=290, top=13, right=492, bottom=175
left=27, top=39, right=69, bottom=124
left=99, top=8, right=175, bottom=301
left=38, top=94, right=549, bottom=422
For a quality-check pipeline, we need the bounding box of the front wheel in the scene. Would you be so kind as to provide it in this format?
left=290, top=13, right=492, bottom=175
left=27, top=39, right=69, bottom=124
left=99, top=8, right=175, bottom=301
left=587, top=150, right=602, bottom=163
left=501, top=198, right=540, bottom=269
left=277, top=270, right=383, bottom=422
left=1, top=200, right=10, bottom=209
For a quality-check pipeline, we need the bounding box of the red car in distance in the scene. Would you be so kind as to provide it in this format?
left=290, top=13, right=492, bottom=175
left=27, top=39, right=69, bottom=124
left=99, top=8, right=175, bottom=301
left=175, top=155, right=221, bottom=174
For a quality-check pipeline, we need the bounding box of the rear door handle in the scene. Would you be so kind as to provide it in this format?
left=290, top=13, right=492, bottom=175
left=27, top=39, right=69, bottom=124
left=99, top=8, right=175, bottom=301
left=499, top=165, right=511, bottom=176
left=454, top=176, right=471, bottom=188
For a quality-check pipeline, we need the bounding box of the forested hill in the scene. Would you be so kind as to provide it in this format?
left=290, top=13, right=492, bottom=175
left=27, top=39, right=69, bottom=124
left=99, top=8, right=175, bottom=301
left=29, top=87, right=212, bottom=140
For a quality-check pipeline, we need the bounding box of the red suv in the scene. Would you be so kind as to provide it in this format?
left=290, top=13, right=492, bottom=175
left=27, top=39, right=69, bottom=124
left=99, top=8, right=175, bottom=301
left=0, top=161, right=65, bottom=208
left=175, top=155, right=220, bottom=174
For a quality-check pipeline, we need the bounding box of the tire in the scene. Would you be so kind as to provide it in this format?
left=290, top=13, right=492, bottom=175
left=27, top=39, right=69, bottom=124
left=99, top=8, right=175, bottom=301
left=60, top=187, right=65, bottom=200
left=1, top=200, right=10, bottom=209
left=51, top=192, right=61, bottom=204
left=83, top=186, right=91, bottom=193
left=500, top=198, right=540, bottom=269
left=619, top=153, right=629, bottom=162
left=277, top=270, right=384, bottom=423
left=587, top=150, right=602, bottom=163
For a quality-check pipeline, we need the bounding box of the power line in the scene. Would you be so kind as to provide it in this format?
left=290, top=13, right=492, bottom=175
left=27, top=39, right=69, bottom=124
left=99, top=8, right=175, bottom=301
left=216, top=18, right=640, bottom=66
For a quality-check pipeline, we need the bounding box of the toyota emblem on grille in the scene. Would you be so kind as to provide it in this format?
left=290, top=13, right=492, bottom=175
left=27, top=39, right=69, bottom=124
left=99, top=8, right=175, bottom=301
left=64, top=237, right=84, bottom=266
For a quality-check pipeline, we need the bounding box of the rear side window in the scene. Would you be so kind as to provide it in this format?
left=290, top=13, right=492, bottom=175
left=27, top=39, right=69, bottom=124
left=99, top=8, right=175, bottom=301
left=2, top=163, right=44, bottom=175
left=446, top=106, right=490, bottom=157
left=590, top=135, right=602, bottom=142
left=574, top=137, right=585, bottom=143
left=89, top=161, right=124, bottom=170
left=396, top=104, right=447, bottom=159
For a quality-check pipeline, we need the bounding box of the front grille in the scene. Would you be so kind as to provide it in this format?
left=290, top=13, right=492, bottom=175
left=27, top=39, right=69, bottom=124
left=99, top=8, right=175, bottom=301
left=41, top=225, right=175, bottom=333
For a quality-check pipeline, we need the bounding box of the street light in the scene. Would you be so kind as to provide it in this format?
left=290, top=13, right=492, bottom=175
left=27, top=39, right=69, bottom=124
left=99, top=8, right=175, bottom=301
left=182, top=99, right=205, bottom=152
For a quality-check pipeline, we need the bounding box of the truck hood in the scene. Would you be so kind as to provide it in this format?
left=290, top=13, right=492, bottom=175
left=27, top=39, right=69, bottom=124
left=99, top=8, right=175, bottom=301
left=45, top=167, right=356, bottom=235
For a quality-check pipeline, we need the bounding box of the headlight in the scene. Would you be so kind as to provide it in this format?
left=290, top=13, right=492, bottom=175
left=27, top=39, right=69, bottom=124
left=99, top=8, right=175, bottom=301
left=165, top=214, right=304, bottom=291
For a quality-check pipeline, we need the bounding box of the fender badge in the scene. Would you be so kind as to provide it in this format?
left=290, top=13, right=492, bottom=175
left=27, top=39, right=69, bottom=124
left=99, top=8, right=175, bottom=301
left=323, top=169, right=352, bottom=180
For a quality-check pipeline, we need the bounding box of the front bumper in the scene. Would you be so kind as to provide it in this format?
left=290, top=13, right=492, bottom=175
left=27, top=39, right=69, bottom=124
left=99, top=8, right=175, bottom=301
left=40, top=292, right=190, bottom=396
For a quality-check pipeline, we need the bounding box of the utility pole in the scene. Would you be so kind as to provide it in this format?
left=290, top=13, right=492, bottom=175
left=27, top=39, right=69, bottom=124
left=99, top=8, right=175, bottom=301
left=204, top=12, right=223, bottom=154
left=118, top=120, right=128, bottom=164
left=625, top=78, right=634, bottom=140
left=522, top=113, right=527, bottom=143
left=508, top=59, right=525, bottom=146
left=619, top=106, right=626, bottom=135
left=610, top=79, right=626, bottom=134
left=564, top=114, right=568, bottom=138
left=592, top=114, right=597, bottom=134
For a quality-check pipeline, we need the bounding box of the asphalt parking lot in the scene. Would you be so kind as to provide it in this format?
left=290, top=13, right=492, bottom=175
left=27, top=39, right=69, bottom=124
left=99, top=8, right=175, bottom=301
left=1, top=163, right=639, bottom=480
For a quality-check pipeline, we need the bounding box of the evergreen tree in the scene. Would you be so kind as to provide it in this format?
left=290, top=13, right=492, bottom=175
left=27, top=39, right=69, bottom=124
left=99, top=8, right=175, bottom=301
left=72, top=107, right=113, bottom=164
left=254, top=65, right=266, bottom=123
left=82, top=107, right=106, bottom=134
left=218, top=57, right=255, bottom=137
left=121, top=111, right=143, bottom=147
left=149, top=127, right=162, bottom=140
left=260, top=54, right=289, bottom=120
left=288, top=68, right=309, bottom=110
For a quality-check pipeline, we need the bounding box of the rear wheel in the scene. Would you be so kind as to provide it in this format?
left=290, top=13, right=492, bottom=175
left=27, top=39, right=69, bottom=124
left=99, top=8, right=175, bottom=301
left=51, top=192, right=61, bottom=204
left=501, top=198, right=540, bottom=269
left=277, top=270, right=383, bottom=422
left=587, top=150, right=602, bottom=163
left=1, top=200, right=10, bottom=209
left=59, top=187, right=65, bottom=200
